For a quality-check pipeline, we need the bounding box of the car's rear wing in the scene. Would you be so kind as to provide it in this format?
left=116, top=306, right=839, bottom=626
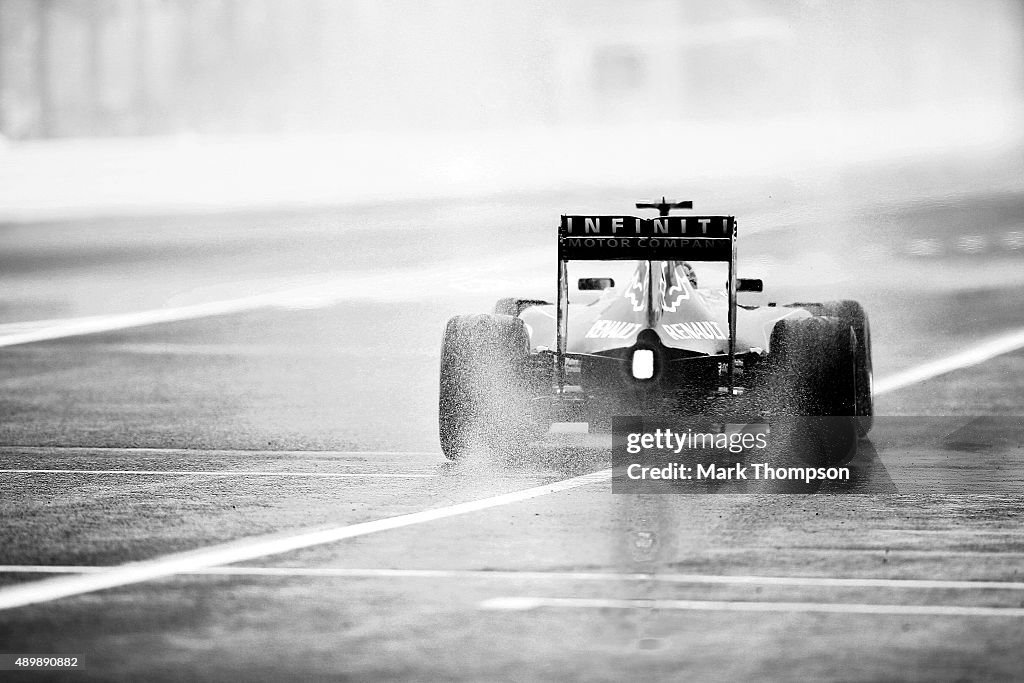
left=558, top=215, right=735, bottom=261
left=554, top=212, right=741, bottom=392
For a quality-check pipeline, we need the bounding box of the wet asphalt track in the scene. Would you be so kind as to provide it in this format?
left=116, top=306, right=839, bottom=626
left=1, top=169, right=1024, bottom=681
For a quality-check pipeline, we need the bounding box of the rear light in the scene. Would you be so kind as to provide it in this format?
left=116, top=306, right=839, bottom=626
left=631, top=349, right=654, bottom=379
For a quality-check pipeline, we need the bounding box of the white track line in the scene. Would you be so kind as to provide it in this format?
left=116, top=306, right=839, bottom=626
left=0, top=469, right=432, bottom=478
left=0, top=446, right=441, bottom=457
left=0, top=295, right=299, bottom=349
left=479, top=596, right=1024, bottom=617
left=0, top=270, right=417, bottom=349
left=0, top=249, right=548, bottom=349
left=874, top=327, right=1024, bottom=395
left=0, top=469, right=610, bottom=611
left=2, top=566, right=1024, bottom=591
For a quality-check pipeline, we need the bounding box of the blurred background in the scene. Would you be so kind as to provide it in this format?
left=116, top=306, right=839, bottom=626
left=1, top=0, right=1022, bottom=138
left=1, top=0, right=1022, bottom=218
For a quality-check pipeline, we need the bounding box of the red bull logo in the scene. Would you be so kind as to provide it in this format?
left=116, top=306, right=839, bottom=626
left=623, top=262, right=649, bottom=312
left=660, top=263, right=692, bottom=312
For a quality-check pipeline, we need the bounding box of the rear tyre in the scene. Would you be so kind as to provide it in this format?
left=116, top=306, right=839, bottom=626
left=768, top=317, right=858, bottom=469
left=822, top=300, right=873, bottom=437
left=438, top=314, right=544, bottom=460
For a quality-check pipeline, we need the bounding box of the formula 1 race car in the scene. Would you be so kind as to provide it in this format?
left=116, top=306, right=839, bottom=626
left=438, top=199, right=873, bottom=462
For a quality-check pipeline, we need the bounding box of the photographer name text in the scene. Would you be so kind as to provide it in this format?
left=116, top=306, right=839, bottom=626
left=625, top=462, right=850, bottom=483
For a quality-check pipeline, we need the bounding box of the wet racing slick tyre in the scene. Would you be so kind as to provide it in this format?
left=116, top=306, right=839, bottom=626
left=438, top=314, right=545, bottom=460
left=767, top=316, right=859, bottom=470
left=822, top=300, right=874, bottom=437
left=493, top=298, right=551, bottom=317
